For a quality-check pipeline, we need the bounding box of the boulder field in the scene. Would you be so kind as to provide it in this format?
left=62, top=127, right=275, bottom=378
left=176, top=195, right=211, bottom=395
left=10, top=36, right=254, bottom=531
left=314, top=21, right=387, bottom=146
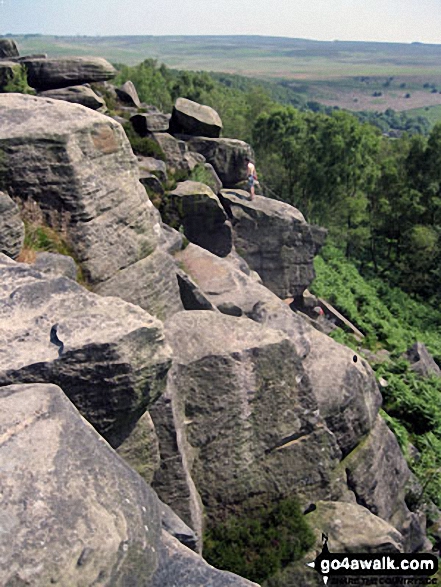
left=0, top=57, right=435, bottom=586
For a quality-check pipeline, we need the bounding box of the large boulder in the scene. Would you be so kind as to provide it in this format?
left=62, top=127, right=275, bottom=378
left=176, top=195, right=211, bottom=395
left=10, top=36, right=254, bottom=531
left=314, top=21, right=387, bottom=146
left=0, top=257, right=171, bottom=449
left=307, top=501, right=404, bottom=553
left=152, top=310, right=342, bottom=526
left=0, top=382, right=258, bottom=587
left=37, top=84, right=106, bottom=111
left=116, top=80, right=141, bottom=108
left=343, top=416, right=427, bottom=551
left=267, top=501, right=405, bottom=587
left=0, top=382, right=160, bottom=586
left=152, top=131, right=205, bottom=172
left=164, top=180, right=232, bottom=257
left=23, top=56, right=116, bottom=90
left=138, top=155, right=168, bottom=183
left=220, top=189, right=327, bottom=298
left=33, top=251, right=78, bottom=280
left=175, top=244, right=382, bottom=457
left=185, top=136, right=253, bottom=186
left=170, top=97, right=222, bottom=138
left=404, top=342, right=441, bottom=378
left=131, top=111, right=171, bottom=134
left=0, top=190, right=24, bottom=258
left=0, top=38, right=19, bottom=58
left=95, top=248, right=183, bottom=321
left=0, top=93, right=182, bottom=319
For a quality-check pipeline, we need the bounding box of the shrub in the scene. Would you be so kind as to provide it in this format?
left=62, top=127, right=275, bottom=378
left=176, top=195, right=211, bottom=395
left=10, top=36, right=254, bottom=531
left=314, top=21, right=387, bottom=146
left=188, top=164, right=219, bottom=193
left=2, top=64, right=34, bottom=94
left=203, top=498, right=315, bottom=583
left=123, top=123, right=166, bottom=160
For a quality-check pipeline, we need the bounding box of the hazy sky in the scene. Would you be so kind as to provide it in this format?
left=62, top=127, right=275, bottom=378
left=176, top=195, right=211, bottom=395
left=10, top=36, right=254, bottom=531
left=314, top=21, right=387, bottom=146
left=1, top=0, right=440, bottom=44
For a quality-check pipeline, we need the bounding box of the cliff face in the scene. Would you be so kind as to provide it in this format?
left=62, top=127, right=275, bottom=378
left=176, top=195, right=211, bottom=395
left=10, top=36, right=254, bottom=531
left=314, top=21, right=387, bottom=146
left=0, top=46, right=434, bottom=586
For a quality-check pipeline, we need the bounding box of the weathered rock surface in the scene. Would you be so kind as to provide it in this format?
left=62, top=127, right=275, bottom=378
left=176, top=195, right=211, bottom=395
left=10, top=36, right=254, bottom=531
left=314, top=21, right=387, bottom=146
left=176, top=266, right=218, bottom=311
left=0, top=382, right=160, bottom=587
left=150, top=531, right=258, bottom=587
left=131, top=111, right=171, bottom=134
left=116, top=80, right=141, bottom=108
left=38, top=84, right=106, bottom=110
left=23, top=56, right=116, bottom=90
left=0, top=259, right=171, bottom=447
left=0, top=38, right=19, bottom=58
left=170, top=97, right=223, bottom=138
left=267, top=501, right=405, bottom=587
left=307, top=501, right=404, bottom=553
left=154, top=310, right=342, bottom=525
left=138, top=155, right=168, bottom=183
left=220, top=189, right=327, bottom=298
left=160, top=502, right=198, bottom=551
left=343, top=416, right=426, bottom=551
left=95, top=248, right=183, bottom=321
left=116, top=410, right=160, bottom=484
left=152, top=131, right=205, bottom=172
left=165, top=180, right=232, bottom=257
left=0, top=93, right=182, bottom=319
left=405, top=342, right=441, bottom=378
left=0, top=190, right=24, bottom=258
left=176, top=244, right=382, bottom=457
left=185, top=136, right=253, bottom=186
left=140, top=171, right=165, bottom=195
left=33, top=251, right=78, bottom=280
left=0, top=382, right=258, bottom=587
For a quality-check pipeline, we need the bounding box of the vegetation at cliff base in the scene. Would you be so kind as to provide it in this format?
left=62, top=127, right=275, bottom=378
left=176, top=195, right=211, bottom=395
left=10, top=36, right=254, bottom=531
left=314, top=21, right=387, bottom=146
left=310, top=246, right=441, bottom=510
left=203, top=498, right=315, bottom=583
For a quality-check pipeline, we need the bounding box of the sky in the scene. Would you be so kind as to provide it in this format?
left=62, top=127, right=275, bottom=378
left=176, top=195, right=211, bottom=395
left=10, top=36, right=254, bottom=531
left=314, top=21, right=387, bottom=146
left=1, top=0, right=441, bottom=45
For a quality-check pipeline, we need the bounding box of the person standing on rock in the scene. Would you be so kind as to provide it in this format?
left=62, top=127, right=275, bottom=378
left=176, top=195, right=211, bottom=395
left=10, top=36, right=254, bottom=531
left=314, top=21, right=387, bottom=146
left=245, top=157, right=258, bottom=200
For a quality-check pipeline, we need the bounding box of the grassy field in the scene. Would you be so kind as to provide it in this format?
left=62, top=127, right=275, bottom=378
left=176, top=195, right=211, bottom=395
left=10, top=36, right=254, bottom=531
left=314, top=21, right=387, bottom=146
left=11, top=34, right=441, bottom=113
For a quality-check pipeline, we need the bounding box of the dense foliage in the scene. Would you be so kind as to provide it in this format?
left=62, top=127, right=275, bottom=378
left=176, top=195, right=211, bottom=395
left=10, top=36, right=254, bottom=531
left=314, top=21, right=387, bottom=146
left=203, top=498, right=315, bottom=583
left=311, top=246, right=441, bottom=510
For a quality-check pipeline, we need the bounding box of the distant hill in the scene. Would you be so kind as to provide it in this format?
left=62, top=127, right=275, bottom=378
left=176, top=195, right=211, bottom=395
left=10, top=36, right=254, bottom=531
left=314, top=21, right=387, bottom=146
left=10, top=35, right=441, bottom=120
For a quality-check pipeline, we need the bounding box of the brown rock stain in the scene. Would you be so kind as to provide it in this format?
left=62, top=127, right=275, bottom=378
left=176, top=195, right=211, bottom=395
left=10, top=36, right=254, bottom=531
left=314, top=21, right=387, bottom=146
left=92, top=125, right=119, bottom=154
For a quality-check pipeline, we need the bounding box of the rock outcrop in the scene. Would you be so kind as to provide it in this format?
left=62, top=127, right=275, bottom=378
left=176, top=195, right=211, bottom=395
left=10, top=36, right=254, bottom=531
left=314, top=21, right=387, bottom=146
left=37, top=84, right=106, bottom=111
left=175, top=244, right=382, bottom=457
left=164, top=180, right=232, bottom=257
left=0, top=190, right=24, bottom=258
left=185, top=136, right=253, bottom=186
left=343, top=416, right=427, bottom=551
left=0, top=382, right=257, bottom=587
left=0, top=257, right=171, bottom=449
left=170, top=97, right=223, bottom=138
left=220, top=189, right=327, bottom=298
left=152, top=131, right=205, bottom=172
left=405, top=342, right=441, bottom=378
left=152, top=310, right=342, bottom=527
left=33, top=251, right=78, bottom=280
left=131, top=111, right=171, bottom=134
left=0, top=38, right=19, bottom=58
left=116, top=80, right=141, bottom=108
left=23, top=56, right=116, bottom=90
left=0, top=93, right=182, bottom=319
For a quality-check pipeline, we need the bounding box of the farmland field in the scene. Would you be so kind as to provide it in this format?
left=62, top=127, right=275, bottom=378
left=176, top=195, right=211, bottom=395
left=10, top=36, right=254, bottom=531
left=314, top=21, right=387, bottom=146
left=10, top=34, right=441, bottom=118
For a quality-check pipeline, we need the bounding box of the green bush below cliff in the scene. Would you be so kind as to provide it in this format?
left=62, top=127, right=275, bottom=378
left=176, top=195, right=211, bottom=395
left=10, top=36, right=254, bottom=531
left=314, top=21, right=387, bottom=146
left=203, top=498, right=315, bottom=583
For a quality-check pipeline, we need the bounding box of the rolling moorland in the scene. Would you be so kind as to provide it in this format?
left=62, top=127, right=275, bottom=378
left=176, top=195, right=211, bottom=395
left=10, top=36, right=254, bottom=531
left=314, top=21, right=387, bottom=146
left=10, top=34, right=441, bottom=123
